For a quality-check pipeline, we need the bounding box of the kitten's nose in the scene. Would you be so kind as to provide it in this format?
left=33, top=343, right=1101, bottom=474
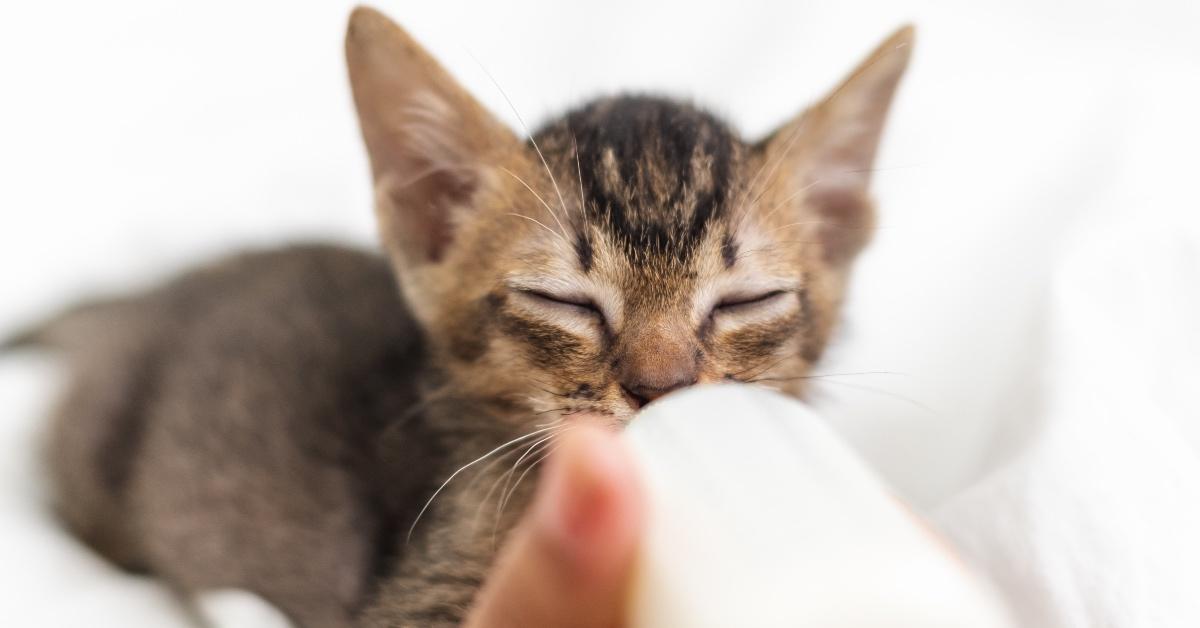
left=618, top=324, right=699, bottom=409
left=618, top=349, right=699, bottom=409
left=620, top=378, right=695, bottom=409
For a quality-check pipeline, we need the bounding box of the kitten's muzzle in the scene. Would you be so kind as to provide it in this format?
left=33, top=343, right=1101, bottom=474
left=617, top=323, right=701, bottom=409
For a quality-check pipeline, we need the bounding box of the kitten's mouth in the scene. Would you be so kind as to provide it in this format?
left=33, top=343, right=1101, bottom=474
left=620, top=386, right=650, bottom=411
left=570, top=385, right=697, bottom=425
left=619, top=380, right=700, bottom=412
left=549, top=380, right=703, bottom=427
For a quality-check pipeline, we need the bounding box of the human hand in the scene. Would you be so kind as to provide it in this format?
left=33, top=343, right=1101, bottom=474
left=463, top=424, right=644, bottom=628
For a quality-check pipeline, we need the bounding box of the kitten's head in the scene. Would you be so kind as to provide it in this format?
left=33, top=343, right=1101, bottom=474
left=346, top=7, right=911, bottom=423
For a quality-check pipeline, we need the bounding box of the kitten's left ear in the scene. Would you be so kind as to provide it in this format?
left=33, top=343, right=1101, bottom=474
left=760, top=26, right=914, bottom=266
left=345, top=7, right=522, bottom=268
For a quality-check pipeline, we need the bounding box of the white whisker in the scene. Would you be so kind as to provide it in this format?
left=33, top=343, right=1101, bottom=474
left=460, top=442, right=527, bottom=496
left=758, top=179, right=821, bottom=224
left=499, top=169, right=571, bottom=246
left=406, top=425, right=556, bottom=543
left=492, top=439, right=565, bottom=547
left=471, top=423, right=563, bottom=532
left=766, top=220, right=832, bottom=236
left=572, top=133, right=587, bottom=215
left=496, top=432, right=559, bottom=507
left=504, top=212, right=570, bottom=247
left=469, top=55, right=573, bottom=236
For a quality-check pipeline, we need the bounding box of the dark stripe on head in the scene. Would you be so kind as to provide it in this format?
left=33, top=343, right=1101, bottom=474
left=721, top=232, right=739, bottom=269
left=541, top=96, right=741, bottom=264
left=575, top=232, right=594, bottom=272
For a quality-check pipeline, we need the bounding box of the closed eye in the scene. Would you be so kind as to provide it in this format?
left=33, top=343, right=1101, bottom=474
left=713, top=290, right=788, bottom=314
left=518, top=288, right=605, bottom=320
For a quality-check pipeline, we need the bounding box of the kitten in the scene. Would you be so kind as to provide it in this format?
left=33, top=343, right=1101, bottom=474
left=10, top=7, right=911, bottom=627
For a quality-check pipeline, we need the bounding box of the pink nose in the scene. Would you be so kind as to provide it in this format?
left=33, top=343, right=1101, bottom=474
left=618, top=338, right=698, bottom=409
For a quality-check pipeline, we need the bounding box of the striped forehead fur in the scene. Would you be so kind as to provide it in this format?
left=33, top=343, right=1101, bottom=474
left=533, top=96, right=745, bottom=267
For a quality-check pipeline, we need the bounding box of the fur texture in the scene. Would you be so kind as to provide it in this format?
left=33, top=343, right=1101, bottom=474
left=22, top=7, right=912, bottom=627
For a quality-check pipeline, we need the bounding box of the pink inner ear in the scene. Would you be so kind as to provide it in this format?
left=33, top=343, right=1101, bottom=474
left=804, top=185, right=873, bottom=267
left=385, top=166, right=478, bottom=264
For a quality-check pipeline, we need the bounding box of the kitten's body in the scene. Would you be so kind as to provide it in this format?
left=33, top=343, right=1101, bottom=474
left=18, top=7, right=912, bottom=627
left=40, top=246, right=423, bottom=625
left=35, top=245, right=537, bottom=626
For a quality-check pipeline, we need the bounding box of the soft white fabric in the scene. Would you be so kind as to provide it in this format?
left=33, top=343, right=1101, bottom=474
left=930, top=47, right=1200, bottom=626
left=933, top=216, right=1200, bottom=627
left=1, top=0, right=1197, bottom=626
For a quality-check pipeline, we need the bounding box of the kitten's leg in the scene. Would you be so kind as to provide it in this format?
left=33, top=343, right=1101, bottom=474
left=127, top=368, right=382, bottom=628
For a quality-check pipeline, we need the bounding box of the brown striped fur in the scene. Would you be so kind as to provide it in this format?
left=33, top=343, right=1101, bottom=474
left=348, top=8, right=912, bottom=420
left=23, top=6, right=913, bottom=627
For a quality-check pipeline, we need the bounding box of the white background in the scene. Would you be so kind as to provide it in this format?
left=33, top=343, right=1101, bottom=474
left=1, top=0, right=1198, bottom=624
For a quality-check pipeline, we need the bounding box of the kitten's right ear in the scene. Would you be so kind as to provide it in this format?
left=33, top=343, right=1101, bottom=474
left=346, top=7, right=520, bottom=267
left=758, top=26, right=913, bottom=268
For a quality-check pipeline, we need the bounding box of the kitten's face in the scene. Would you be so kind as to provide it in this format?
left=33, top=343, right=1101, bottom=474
left=346, top=8, right=911, bottom=424
left=442, top=101, right=839, bottom=420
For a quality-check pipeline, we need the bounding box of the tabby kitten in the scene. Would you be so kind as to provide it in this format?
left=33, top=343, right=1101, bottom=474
left=17, top=6, right=911, bottom=627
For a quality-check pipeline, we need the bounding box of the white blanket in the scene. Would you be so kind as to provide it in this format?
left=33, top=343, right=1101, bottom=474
left=1, top=0, right=1197, bottom=625
left=933, top=216, right=1200, bottom=627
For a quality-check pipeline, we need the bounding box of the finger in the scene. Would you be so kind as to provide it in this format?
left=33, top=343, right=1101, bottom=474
left=464, top=424, right=644, bottom=628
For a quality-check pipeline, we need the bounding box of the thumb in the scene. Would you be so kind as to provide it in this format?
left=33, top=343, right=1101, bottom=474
left=464, top=424, right=644, bottom=628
